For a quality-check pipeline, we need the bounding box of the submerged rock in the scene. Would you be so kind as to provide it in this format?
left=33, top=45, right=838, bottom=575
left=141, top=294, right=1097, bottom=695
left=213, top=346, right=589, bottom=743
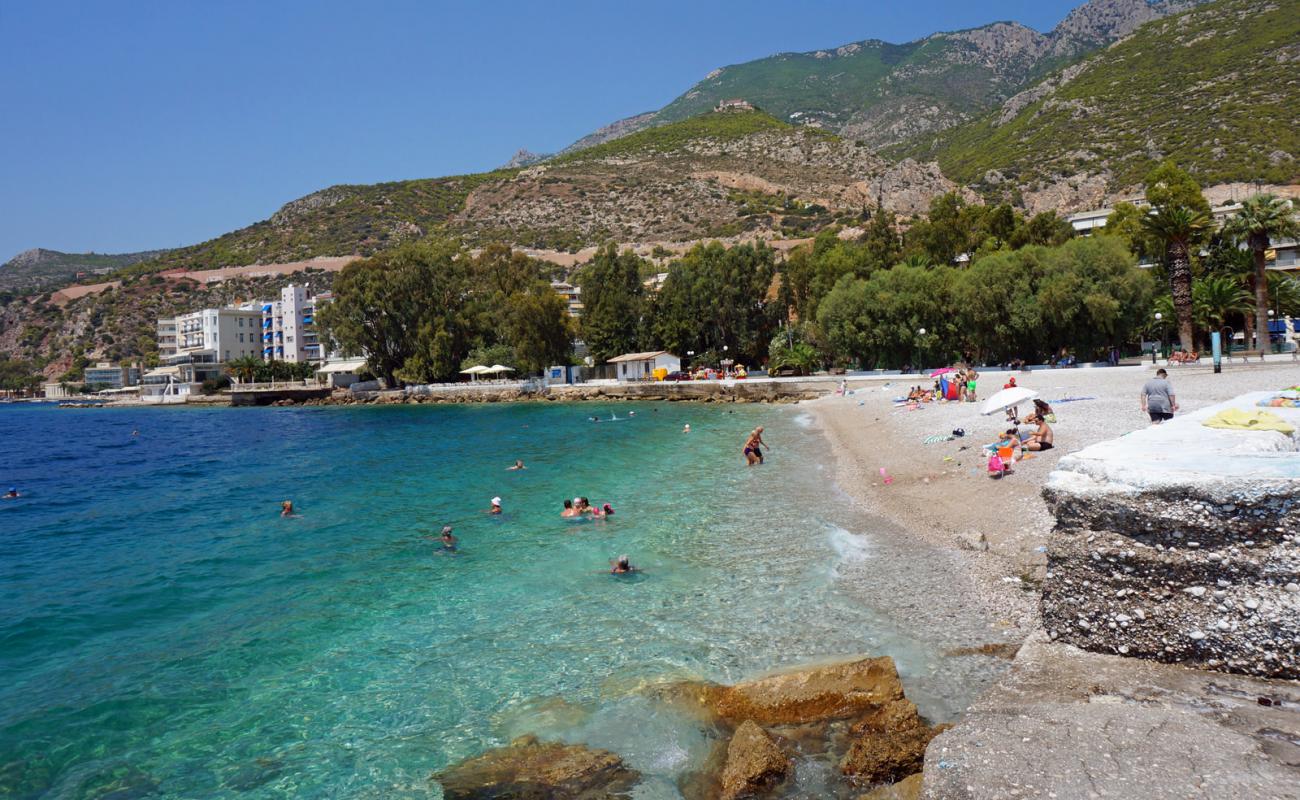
left=859, top=772, right=924, bottom=800
left=433, top=735, right=640, bottom=799
left=718, top=721, right=790, bottom=800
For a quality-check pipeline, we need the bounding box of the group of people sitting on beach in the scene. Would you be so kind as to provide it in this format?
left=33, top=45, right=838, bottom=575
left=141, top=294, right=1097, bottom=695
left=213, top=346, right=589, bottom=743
left=1168, top=350, right=1201, bottom=364
left=989, top=399, right=1055, bottom=477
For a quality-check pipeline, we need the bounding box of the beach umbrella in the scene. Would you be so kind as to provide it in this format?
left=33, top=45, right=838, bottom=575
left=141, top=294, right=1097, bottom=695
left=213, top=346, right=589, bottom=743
left=487, top=364, right=515, bottom=373
left=980, top=386, right=1039, bottom=415
left=929, top=367, right=958, bottom=377
left=460, top=365, right=490, bottom=374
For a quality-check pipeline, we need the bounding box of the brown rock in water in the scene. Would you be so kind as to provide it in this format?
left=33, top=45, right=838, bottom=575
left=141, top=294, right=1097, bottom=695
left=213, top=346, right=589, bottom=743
left=840, top=719, right=949, bottom=785
left=944, top=642, right=1021, bottom=660
left=847, top=698, right=926, bottom=738
left=665, top=657, right=906, bottom=726
left=858, top=772, right=923, bottom=800
left=433, top=734, right=640, bottom=799
left=718, top=721, right=790, bottom=800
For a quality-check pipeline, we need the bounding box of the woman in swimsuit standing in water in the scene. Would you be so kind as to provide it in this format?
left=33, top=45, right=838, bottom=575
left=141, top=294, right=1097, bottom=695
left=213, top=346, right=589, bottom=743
left=742, top=426, right=768, bottom=466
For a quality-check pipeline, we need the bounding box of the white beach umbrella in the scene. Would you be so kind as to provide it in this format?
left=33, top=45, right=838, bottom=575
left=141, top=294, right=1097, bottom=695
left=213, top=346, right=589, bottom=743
left=487, top=364, right=515, bottom=373
left=980, top=386, right=1039, bottom=415
left=460, top=365, right=491, bottom=374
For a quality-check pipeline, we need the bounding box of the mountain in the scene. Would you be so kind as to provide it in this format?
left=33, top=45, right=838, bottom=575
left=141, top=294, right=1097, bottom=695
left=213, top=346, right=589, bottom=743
left=560, top=0, right=1203, bottom=152
left=901, top=0, right=1300, bottom=208
left=106, top=110, right=963, bottom=279
left=0, top=248, right=168, bottom=292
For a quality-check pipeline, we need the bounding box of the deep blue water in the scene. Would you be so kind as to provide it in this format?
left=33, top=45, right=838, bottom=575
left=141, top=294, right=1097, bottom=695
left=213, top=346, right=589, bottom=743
left=0, top=401, right=969, bottom=799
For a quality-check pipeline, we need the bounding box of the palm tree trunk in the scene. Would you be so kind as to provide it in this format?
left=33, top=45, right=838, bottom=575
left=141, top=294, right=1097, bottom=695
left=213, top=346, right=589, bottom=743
left=1252, top=235, right=1270, bottom=352
left=1168, top=242, right=1196, bottom=352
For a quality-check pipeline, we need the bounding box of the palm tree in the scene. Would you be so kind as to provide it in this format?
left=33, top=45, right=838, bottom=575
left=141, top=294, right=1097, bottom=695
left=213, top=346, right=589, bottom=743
left=1223, top=194, right=1299, bottom=352
left=226, top=355, right=261, bottom=384
left=1193, top=275, right=1251, bottom=345
left=1142, top=205, right=1211, bottom=352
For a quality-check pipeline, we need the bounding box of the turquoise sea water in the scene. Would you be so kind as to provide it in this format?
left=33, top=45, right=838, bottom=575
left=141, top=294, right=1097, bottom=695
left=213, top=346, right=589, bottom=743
left=0, top=402, right=990, bottom=799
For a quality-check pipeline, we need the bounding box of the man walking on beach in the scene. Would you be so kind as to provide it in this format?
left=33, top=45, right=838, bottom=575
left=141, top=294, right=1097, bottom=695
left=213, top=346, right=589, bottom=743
left=1140, top=369, right=1178, bottom=424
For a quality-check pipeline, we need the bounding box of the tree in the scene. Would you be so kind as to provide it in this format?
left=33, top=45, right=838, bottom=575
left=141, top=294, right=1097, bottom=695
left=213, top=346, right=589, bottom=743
left=317, top=240, right=474, bottom=385
left=1144, top=161, right=1211, bottom=216
left=648, top=242, right=777, bottom=365
left=1193, top=275, right=1251, bottom=343
left=505, top=286, right=573, bottom=373
left=577, top=244, right=646, bottom=363
left=226, top=355, right=261, bottom=384
left=1142, top=205, right=1210, bottom=352
left=1223, top=194, right=1299, bottom=351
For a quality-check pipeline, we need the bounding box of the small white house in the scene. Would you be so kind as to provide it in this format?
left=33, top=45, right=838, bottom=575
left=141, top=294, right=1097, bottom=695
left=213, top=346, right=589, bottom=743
left=608, top=351, right=681, bottom=381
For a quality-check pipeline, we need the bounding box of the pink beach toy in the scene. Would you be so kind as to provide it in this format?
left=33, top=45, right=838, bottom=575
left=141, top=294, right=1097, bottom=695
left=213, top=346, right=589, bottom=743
left=879, top=467, right=894, bottom=485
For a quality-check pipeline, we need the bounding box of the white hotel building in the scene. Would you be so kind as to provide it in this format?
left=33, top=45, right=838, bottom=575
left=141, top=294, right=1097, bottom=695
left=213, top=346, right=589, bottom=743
left=260, top=284, right=323, bottom=363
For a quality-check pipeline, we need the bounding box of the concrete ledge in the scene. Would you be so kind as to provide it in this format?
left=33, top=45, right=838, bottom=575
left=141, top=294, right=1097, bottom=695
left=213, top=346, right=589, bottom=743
left=1040, top=391, right=1300, bottom=679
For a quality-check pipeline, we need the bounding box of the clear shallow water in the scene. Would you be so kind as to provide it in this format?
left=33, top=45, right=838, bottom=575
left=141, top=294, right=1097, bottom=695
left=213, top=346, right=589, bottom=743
left=0, top=402, right=990, bottom=799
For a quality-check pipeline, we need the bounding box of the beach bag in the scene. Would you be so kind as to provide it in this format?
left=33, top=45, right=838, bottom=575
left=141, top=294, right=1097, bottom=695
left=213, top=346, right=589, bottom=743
left=987, top=453, right=1005, bottom=475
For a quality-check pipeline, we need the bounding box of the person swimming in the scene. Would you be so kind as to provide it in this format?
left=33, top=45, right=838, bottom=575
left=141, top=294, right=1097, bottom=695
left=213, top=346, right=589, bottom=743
left=561, top=498, right=580, bottom=518
left=507, top=459, right=526, bottom=471
left=3, top=487, right=18, bottom=499
left=683, top=424, right=690, bottom=434
left=486, top=496, right=503, bottom=514
left=281, top=500, right=295, bottom=517
left=439, top=525, right=458, bottom=551
left=610, top=555, right=636, bottom=574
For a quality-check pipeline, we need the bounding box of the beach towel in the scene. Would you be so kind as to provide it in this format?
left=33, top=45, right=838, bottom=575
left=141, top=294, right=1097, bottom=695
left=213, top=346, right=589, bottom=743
left=1047, top=396, right=1095, bottom=404
left=1257, top=396, right=1300, bottom=408
left=923, top=434, right=954, bottom=444
left=1202, top=408, right=1296, bottom=434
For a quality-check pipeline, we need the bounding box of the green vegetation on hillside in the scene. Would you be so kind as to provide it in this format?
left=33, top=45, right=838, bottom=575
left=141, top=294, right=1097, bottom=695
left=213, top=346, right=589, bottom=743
left=906, top=0, right=1300, bottom=190
left=553, top=109, right=804, bottom=164
left=0, top=249, right=167, bottom=292
left=114, top=170, right=518, bottom=278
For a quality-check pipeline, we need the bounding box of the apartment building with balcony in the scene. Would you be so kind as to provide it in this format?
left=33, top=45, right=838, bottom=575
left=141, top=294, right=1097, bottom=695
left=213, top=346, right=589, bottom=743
left=157, top=318, right=177, bottom=359
left=261, top=284, right=323, bottom=363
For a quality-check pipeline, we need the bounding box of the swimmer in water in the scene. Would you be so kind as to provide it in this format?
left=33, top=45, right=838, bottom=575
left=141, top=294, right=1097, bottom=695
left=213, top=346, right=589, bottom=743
left=4, top=487, right=19, bottom=499
left=439, top=525, right=458, bottom=551
left=610, top=555, right=636, bottom=574
left=281, top=500, right=295, bottom=517
left=486, top=496, right=503, bottom=514
left=131, top=429, right=139, bottom=437
left=561, top=499, right=580, bottom=518
left=507, top=459, right=526, bottom=471
left=683, top=424, right=691, bottom=434
left=594, top=502, right=615, bottom=518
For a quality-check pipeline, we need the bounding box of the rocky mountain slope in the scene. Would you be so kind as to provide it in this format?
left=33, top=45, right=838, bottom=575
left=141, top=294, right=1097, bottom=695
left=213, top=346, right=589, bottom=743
left=562, top=0, right=1203, bottom=152
left=0, top=248, right=168, bottom=292
left=903, top=0, right=1300, bottom=205
left=98, top=110, right=962, bottom=278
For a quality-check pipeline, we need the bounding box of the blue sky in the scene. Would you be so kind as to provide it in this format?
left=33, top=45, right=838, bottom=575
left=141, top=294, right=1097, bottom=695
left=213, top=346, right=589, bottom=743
left=0, top=0, right=1081, bottom=261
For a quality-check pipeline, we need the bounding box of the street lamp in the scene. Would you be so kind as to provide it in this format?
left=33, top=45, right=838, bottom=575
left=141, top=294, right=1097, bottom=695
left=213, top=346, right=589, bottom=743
left=1153, top=312, right=1163, bottom=364
left=917, top=328, right=927, bottom=374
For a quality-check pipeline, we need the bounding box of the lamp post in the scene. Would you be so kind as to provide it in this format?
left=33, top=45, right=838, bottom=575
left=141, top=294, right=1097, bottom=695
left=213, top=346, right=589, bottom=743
left=917, top=328, right=927, bottom=374
left=1268, top=309, right=1276, bottom=356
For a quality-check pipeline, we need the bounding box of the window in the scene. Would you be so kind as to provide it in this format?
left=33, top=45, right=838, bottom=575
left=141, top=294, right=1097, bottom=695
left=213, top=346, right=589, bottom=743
left=239, top=318, right=244, bottom=327
left=239, top=333, right=244, bottom=343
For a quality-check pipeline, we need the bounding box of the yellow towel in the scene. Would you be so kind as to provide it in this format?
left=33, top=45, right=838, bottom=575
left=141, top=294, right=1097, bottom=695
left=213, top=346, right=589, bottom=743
left=1202, top=408, right=1296, bottom=434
